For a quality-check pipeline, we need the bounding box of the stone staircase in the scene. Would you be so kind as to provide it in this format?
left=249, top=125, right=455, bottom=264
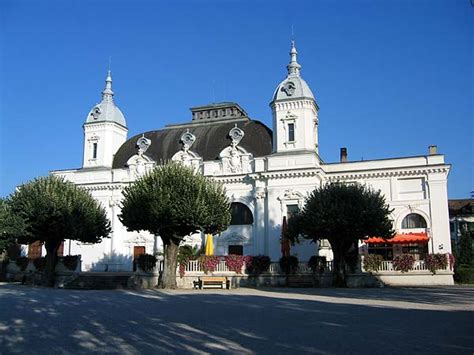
left=62, top=272, right=133, bottom=290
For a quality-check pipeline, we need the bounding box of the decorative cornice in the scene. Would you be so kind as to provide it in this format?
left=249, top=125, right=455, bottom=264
left=211, top=169, right=322, bottom=184
left=261, top=169, right=321, bottom=180
left=79, top=183, right=128, bottom=192
left=212, top=175, right=248, bottom=184
left=327, top=167, right=449, bottom=181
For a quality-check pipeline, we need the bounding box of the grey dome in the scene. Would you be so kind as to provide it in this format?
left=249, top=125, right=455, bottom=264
left=271, top=41, right=316, bottom=103
left=85, top=101, right=127, bottom=127
left=84, top=71, right=127, bottom=128
left=272, top=75, right=315, bottom=102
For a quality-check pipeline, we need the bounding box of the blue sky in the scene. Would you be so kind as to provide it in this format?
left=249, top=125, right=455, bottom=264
left=0, top=0, right=472, bottom=198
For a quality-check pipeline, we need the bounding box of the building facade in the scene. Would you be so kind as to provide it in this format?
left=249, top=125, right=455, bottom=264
left=51, top=42, right=452, bottom=272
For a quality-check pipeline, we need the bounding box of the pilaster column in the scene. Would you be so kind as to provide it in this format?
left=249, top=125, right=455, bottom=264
left=426, top=174, right=451, bottom=253
left=253, top=186, right=267, bottom=256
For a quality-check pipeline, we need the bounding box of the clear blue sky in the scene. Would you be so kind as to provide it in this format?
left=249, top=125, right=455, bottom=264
left=0, top=0, right=472, bottom=198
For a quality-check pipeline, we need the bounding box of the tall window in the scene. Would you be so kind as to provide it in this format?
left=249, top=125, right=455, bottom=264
left=401, top=213, right=427, bottom=229
left=230, top=202, right=253, bottom=225
left=92, top=143, right=98, bottom=159
left=288, top=123, right=295, bottom=142
left=287, top=204, right=299, bottom=220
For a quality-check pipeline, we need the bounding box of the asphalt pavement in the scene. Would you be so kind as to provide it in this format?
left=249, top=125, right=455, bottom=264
left=0, top=283, right=473, bottom=354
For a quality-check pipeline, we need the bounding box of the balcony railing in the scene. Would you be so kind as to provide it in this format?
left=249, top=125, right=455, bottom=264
left=173, top=256, right=451, bottom=275
left=182, top=260, right=333, bottom=275
left=360, top=256, right=451, bottom=273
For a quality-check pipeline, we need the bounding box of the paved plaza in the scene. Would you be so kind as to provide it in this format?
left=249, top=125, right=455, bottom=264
left=0, top=283, right=473, bottom=354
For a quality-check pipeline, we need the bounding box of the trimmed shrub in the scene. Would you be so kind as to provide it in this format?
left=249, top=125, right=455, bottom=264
left=392, top=254, right=415, bottom=273
left=62, top=255, right=80, bottom=271
left=424, top=253, right=448, bottom=274
left=33, top=257, right=46, bottom=272
left=279, top=255, right=299, bottom=275
left=245, top=255, right=270, bottom=275
left=15, top=256, right=29, bottom=271
left=363, top=254, right=384, bottom=272
left=137, top=254, right=157, bottom=273
left=308, top=256, right=327, bottom=274
left=454, top=266, right=474, bottom=284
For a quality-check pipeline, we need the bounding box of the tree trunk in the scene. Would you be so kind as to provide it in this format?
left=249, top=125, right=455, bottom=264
left=332, top=247, right=347, bottom=287
left=44, top=240, right=61, bottom=287
left=161, top=239, right=179, bottom=289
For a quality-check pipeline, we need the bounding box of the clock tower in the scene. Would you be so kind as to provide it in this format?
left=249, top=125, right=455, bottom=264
left=270, top=41, right=319, bottom=154
left=82, top=71, right=128, bottom=168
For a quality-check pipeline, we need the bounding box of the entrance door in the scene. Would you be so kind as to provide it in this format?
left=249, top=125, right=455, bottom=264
left=28, top=241, right=42, bottom=259
left=133, top=246, right=146, bottom=271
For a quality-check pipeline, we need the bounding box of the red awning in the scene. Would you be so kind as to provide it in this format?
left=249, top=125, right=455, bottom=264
left=365, top=232, right=429, bottom=245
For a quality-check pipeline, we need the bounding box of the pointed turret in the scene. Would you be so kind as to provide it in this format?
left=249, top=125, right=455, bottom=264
left=270, top=41, right=319, bottom=155
left=82, top=70, right=128, bottom=168
left=85, top=70, right=126, bottom=127
left=101, top=70, right=114, bottom=102
left=287, top=40, right=301, bottom=76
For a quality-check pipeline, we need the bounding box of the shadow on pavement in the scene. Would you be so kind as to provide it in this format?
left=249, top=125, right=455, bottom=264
left=0, top=284, right=473, bottom=354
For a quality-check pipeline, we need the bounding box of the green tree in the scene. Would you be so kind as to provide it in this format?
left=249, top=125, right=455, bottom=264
left=6, top=175, right=110, bottom=286
left=458, top=228, right=473, bottom=266
left=0, top=198, right=28, bottom=253
left=288, top=183, right=393, bottom=286
left=119, top=163, right=231, bottom=289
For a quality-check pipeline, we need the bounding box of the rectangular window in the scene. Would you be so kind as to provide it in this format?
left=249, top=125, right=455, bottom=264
left=287, top=204, right=299, bottom=220
left=28, top=241, right=43, bottom=259
left=288, top=123, right=295, bottom=142
left=92, top=143, right=98, bottom=159
left=228, top=245, right=243, bottom=255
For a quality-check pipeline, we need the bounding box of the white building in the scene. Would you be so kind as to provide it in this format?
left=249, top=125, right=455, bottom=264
left=51, top=42, right=452, bottom=272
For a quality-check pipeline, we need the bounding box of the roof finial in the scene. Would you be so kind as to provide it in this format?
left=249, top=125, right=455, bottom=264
left=287, top=40, right=301, bottom=76
left=102, top=69, right=114, bottom=102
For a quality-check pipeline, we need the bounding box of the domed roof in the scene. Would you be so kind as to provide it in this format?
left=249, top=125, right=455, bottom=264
left=84, top=71, right=127, bottom=127
left=112, top=103, right=272, bottom=169
left=271, top=41, right=316, bottom=103
left=86, top=101, right=126, bottom=127
left=272, top=75, right=314, bottom=102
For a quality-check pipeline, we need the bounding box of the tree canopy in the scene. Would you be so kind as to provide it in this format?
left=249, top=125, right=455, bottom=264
left=289, top=182, right=393, bottom=286
left=0, top=198, right=28, bottom=253
left=119, top=163, right=231, bottom=288
left=5, top=175, right=111, bottom=285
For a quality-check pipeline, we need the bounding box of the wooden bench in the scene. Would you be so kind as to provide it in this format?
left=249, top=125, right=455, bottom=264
left=199, top=276, right=229, bottom=289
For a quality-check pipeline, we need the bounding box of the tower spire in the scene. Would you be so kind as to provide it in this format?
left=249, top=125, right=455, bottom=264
left=102, top=70, right=114, bottom=102
left=287, top=40, right=301, bottom=77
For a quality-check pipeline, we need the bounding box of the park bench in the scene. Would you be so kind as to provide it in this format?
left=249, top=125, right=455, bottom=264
left=199, top=276, right=229, bottom=289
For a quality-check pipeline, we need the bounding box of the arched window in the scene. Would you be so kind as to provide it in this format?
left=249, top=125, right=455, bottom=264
left=230, top=202, right=253, bottom=225
left=401, top=213, right=427, bottom=229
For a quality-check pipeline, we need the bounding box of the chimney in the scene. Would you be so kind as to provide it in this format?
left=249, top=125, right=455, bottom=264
left=340, top=147, right=348, bottom=162
left=428, top=145, right=438, bottom=155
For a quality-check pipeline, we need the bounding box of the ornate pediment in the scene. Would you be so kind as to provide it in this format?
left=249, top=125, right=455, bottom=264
left=217, top=125, right=252, bottom=175
left=127, top=135, right=155, bottom=178
left=220, top=232, right=249, bottom=244
left=171, top=130, right=201, bottom=171
left=278, top=189, right=304, bottom=202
